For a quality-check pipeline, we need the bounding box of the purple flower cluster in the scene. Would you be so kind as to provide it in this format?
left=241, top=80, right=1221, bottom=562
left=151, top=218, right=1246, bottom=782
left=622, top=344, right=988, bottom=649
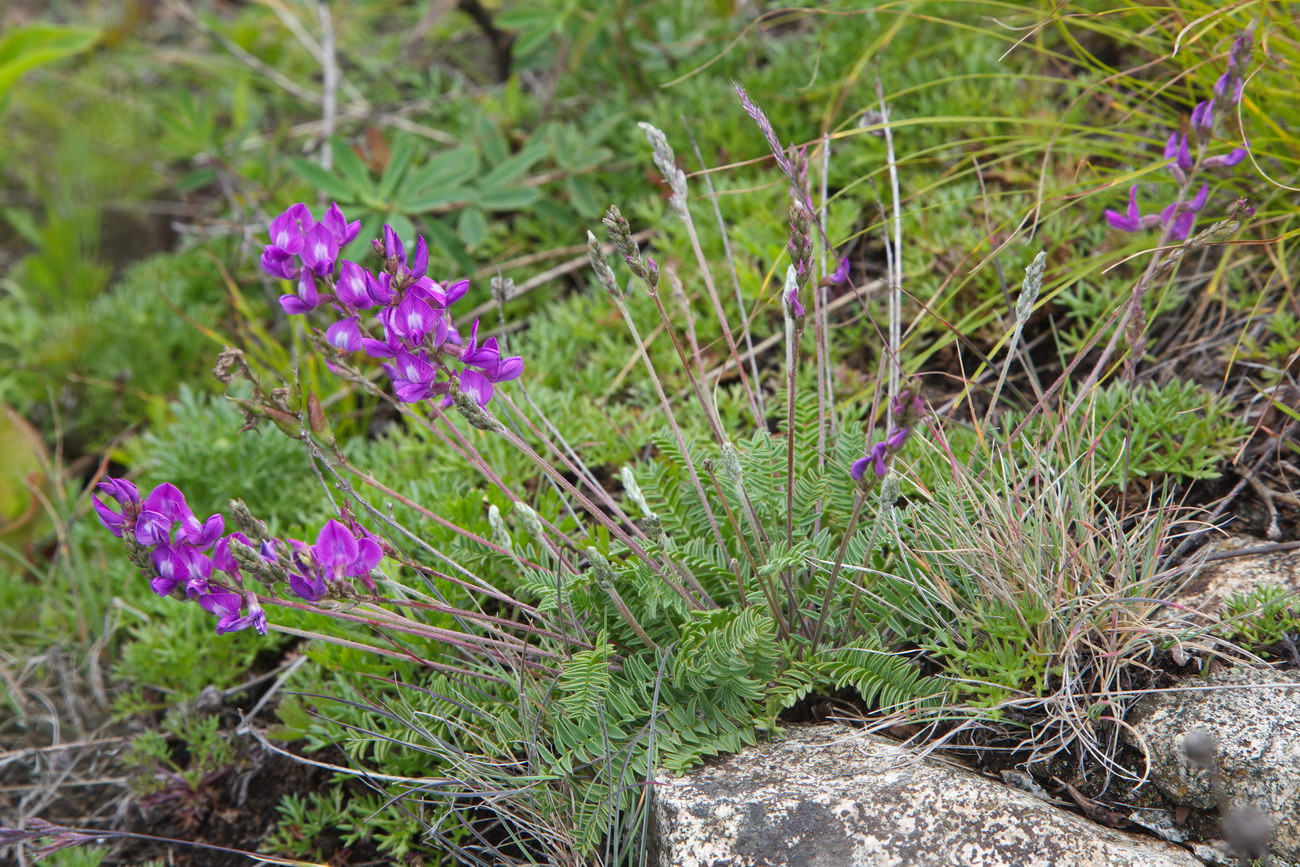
left=1105, top=26, right=1253, bottom=242
left=850, top=391, right=926, bottom=485
left=93, top=477, right=387, bottom=635
left=93, top=479, right=267, bottom=635
left=260, top=204, right=522, bottom=408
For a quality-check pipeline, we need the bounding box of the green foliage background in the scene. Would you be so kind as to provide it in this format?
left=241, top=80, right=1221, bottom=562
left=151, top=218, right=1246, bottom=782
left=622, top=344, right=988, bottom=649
left=1, top=0, right=1294, bottom=864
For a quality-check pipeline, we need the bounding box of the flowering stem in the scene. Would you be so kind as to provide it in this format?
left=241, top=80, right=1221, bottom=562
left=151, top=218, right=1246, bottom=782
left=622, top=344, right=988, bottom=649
left=612, top=293, right=728, bottom=580
left=266, top=623, right=514, bottom=684
left=783, top=314, right=804, bottom=620
left=495, top=390, right=642, bottom=536
left=490, top=422, right=710, bottom=610
left=263, top=595, right=562, bottom=665
left=679, top=207, right=765, bottom=429
left=357, top=594, right=591, bottom=649
left=685, top=124, right=767, bottom=419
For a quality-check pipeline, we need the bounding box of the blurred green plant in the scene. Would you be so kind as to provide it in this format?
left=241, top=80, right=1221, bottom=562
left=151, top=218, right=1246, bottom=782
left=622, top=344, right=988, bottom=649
left=0, top=22, right=99, bottom=113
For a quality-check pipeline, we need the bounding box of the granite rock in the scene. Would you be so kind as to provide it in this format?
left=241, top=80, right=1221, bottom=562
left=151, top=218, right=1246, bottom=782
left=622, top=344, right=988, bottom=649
left=650, top=724, right=1200, bottom=867
left=1126, top=666, right=1300, bottom=862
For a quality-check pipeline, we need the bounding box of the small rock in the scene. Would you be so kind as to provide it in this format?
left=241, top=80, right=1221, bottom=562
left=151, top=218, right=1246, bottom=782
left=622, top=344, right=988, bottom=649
left=1126, top=666, right=1300, bottom=862
left=650, top=724, right=1199, bottom=866
left=1172, top=534, right=1300, bottom=623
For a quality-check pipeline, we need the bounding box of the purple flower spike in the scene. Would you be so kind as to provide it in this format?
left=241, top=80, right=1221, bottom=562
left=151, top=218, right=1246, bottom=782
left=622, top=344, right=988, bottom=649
left=326, top=317, right=364, bottom=353
left=300, top=223, right=339, bottom=277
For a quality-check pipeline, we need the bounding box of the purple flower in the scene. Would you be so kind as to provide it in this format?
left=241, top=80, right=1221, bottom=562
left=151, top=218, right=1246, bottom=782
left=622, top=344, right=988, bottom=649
left=1204, top=146, right=1248, bottom=169
left=284, top=520, right=383, bottom=600
left=457, top=369, right=495, bottom=407
left=443, top=279, right=470, bottom=307
left=850, top=441, right=890, bottom=482
left=92, top=477, right=139, bottom=538
left=1164, top=132, right=1193, bottom=183
left=135, top=483, right=192, bottom=547
left=389, top=292, right=440, bottom=344
left=784, top=284, right=805, bottom=319
left=1104, top=186, right=1164, bottom=233
left=178, top=510, right=224, bottom=550
left=300, top=223, right=339, bottom=277
left=326, top=317, right=364, bottom=353
left=280, top=270, right=322, bottom=315
left=260, top=246, right=299, bottom=281
left=392, top=349, right=437, bottom=403
left=829, top=257, right=850, bottom=284
left=149, top=544, right=192, bottom=596
left=213, top=532, right=252, bottom=583
left=269, top=204, right=312, bottom=251
left=1191, top=99, right=1215, bottom=138
left=152, top=545, right=211, bottom=598
left=460, top=321, right=522, bottom=383
left=369, top=271, right=397, bottom=305
left=885, top=426, right=911, bottom=450
left=199, top=591, right=268, bottom=635
left=320, top=202, right=361, bottom=248
left=335, top=261, right=377, bottom=310
left=1160, top=183, right=1209, bottom=241
left=361, top=329, right=402, bottom=359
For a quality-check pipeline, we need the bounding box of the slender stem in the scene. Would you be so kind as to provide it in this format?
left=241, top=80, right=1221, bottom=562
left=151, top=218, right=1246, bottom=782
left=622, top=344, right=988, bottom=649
left=685, top=121, right=766, bottom=420
left=702, top=459, right=760, bottom=576
left=266, top=623, right=511, bottom=684
left=808, top=489, right=867, bottom=649
left=679, top=207, right=764, bottom=429
left=783, top=314, right=804, bottom=620
left=599, top=582, right=661, bottom=652
left=492, top=424, right=709, bottom=610
left=613, top=293, right=727, bottom=590
left=357, top=595, right=589, bottom=648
